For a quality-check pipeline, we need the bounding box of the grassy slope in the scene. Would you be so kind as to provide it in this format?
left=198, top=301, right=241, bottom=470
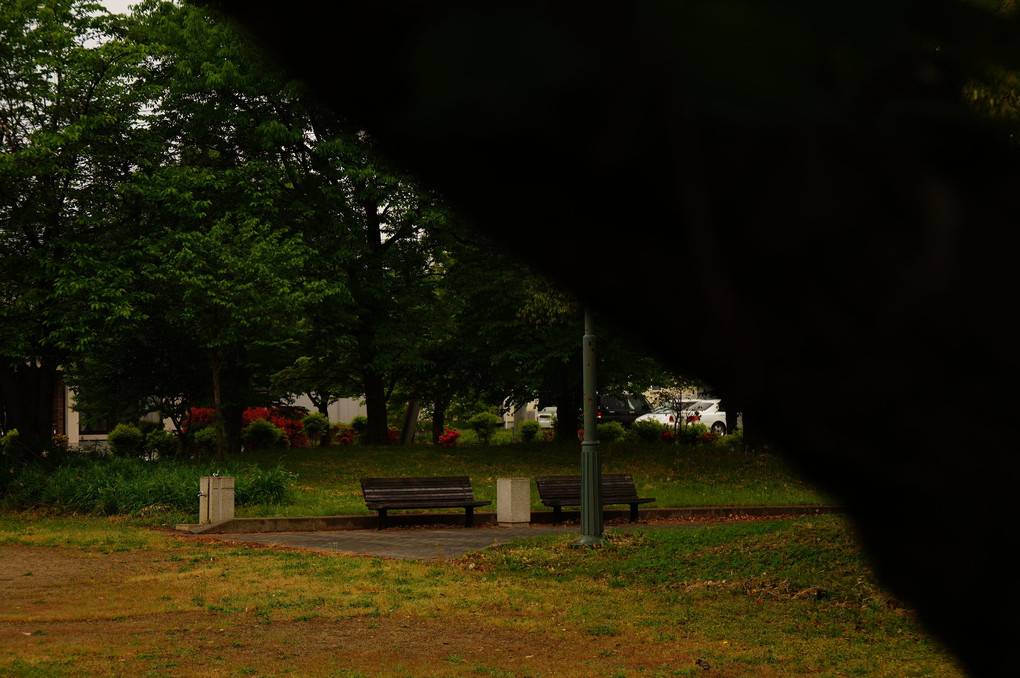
left=236, top=440, right=834, bottom=519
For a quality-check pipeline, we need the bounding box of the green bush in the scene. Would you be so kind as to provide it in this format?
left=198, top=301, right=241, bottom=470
left=302, top=412, right=329, bottom=445
left=1, top=428, right=19, bottom=453
left=107, top=423, right=145, bottom=458
left=628, top=419, right=667, bottom=443
left=136, top=419, right=162, bottom=437
left=716, top=428, right=745, bottom=452
left=520, top=420, right=541, bottom=443
left=350, top=415, right=368, bottom=435
left=679, top=421, right=710, bottom=445
left=193, top=426, right=219, bottom=456
left=242, top=418, right=288, bottom=451
left=144, top=429, right=178, bottom=460
left=596, top=421, right=627, bottom=443
left=467, top=412, right=502, bottom=444
left=2, top=456, right=295, bottom=515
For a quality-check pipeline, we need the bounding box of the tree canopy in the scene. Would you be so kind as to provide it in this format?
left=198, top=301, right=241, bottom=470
left=1, top=0, right=698, bottom=455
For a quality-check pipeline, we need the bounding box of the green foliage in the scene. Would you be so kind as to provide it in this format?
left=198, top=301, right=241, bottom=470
left=519, top=420, right=541, bottom=443
left=144, top=429, right=179, bottom=460
left=106, top=424, right=145, bottom=458
left=466, top=412, right=502, bottom=444
left=0, top=429, right=19, bottom=452
left=715, top=428, right=745, bottom=452
left=349, top=416, right=369, bottom=439
left=596, top=421, right=627, bottom=444
left=241, top=418, right=288, bottom=451
left=681, top=421, right=711, bottom=445
left=193, top=427, right=219, bottom=456
left=301, top=413, right=329, bottom=445
left=2, top=456, right=294, bottom=514
left=628, top=419, right=667, bottom=443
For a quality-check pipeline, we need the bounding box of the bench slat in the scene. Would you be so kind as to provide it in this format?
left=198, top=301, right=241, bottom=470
left=360, top=476, right=490, bottom=528
left=535, top=474, right=654, bottom=523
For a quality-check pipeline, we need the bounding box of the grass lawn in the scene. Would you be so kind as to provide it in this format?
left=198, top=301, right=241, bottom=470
left=0, top=441, right=967, bottom=676
left=0, top=513, right=965, bottom=677
left=232, top=440, right=834, bottom=520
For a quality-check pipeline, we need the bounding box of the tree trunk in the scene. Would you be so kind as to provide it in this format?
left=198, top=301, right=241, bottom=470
left=362, top=368, right=389, bottom=445
left=432, top=398, right=449, bottom=445
left=211, top=352, right=226, bottom=463
left=399, top=400, right=420, bottom=445
left=554, top=389, right=578, bottom=443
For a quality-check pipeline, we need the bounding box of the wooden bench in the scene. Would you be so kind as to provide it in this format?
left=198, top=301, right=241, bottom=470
left=360, top=476, right=490, bottom=529
left=535, top=474, right=654, bottom=523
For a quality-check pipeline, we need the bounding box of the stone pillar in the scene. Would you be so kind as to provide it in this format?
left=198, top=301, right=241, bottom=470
left=497, top=477, right=531, bottom=527
left=199, top=476, right=235, bottom=524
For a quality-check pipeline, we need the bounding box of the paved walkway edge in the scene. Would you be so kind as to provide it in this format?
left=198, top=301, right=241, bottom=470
left=178, top=505, right=843, bottom=534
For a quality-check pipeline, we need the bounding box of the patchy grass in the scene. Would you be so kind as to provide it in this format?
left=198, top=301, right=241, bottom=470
left=0, top=513, right=964, bottom=677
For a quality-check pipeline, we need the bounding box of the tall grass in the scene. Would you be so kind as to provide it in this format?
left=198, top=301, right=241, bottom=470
left=2, top=455, right=293, bottom=516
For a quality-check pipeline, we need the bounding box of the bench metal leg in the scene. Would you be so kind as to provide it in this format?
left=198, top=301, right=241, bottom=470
left=465, top=506, right=474, bottom=528
left=629, top=504, right=639, bottom=523
left=377, top=508, right=387, bottom=530
left=552, top=506, right=562, bottom=524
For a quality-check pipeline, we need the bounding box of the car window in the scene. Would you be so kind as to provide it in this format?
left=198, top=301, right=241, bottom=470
left=626, top=396, right=650, bottom=411
left=603, top=396, right=624, bottom=410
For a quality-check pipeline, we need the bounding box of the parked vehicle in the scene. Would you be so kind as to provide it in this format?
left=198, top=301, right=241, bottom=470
left=637, top=399, right=728, bottom=435
left=578, top=393, right=652, bottom=428
left=536, top=407, right=557, bottom=429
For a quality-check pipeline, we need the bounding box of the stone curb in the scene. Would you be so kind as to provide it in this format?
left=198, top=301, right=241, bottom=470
left=178, top=505, right=843, bottom=534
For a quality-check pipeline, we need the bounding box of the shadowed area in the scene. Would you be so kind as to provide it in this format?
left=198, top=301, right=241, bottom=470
left=198, top=1, right=1020, bottom=673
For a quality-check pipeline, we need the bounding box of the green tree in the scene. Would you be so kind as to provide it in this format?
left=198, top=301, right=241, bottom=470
left=0, top=0, right=154, bottom=449
left=122, top=0, right=316, bottom=460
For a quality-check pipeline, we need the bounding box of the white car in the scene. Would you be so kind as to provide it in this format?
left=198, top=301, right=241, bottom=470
left=536, top=407, right=557, bottom=429
left=636, top=399, right=728, bottom=435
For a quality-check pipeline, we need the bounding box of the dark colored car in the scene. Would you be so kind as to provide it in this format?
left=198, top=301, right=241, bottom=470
left=578, top=393, right=652, bottom=428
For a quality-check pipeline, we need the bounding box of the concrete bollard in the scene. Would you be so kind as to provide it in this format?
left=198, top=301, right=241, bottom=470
left=199, top=476, right=235, bottom=524
left=497, top=477, right=531, bottom=527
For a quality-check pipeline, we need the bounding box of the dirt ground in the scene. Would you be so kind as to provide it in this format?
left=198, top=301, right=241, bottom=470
left=0, top=541, right=750, bottom=677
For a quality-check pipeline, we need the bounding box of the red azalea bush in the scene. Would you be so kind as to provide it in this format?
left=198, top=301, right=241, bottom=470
left=331, top=423, right=356, bottom=446
left=700, top=430, right=721, bottom=444
left=437, top=427, right=460, bottom=446
left=183, top=406, right=310, bottom=447
left=182, top=407, right=214, bottom=433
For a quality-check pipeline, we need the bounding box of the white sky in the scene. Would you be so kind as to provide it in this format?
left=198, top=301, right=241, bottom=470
left=101, top=0, right=136, bottom=15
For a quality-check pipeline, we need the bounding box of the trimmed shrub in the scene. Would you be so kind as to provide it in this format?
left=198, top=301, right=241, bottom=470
left=331, top=423, right=356, bottom=445
left=350, top=416, right=368, bottom=436
left=193, top=426, right=219, bottom=455
left=628, top=419, right=667, bottom=443
left=107, top=424, right=145, bottom=458
left=302, top=412, right=329, bottom=445
left=520, top=419, right=541, bottom=443
left=678, top=421, right=710, bottom=445
left=242, top=418, right=288, bottom=451
left=144, top=429, right=178, bottom=460
left=467, top=412, right=502, bottom=445
left=596, top=421, right=627, bottom=444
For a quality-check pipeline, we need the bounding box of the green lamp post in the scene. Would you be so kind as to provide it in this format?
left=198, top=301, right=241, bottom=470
left=577, top=306, right=603, bottom=546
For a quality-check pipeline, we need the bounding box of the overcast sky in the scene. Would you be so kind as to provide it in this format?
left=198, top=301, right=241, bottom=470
left=101, top=0, right=135, bottom=15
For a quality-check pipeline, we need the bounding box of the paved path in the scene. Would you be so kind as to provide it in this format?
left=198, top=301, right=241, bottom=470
left=206, top=523, right=704, bottom=560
